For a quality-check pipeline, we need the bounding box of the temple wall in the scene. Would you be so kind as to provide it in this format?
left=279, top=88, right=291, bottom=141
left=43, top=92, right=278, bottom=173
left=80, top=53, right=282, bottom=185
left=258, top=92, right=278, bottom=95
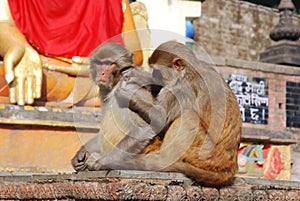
left=194, top=0, right=300, bottom=61
left=215, top=57, right=300, bottom=132
left=212, top=57, right=300, bottom=181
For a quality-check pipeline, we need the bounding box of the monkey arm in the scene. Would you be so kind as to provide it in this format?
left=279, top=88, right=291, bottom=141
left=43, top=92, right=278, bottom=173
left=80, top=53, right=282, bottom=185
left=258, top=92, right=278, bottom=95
left=115, top=83, right=166, bottom=133
left=91, top=93, right=166, bottom=170
left=90, top=125, right=157, bottom=170
left=129, top=99, right=166, bottom=133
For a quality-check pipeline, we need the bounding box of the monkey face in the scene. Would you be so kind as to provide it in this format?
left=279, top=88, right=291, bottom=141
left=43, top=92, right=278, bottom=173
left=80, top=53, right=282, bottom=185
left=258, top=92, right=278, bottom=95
left=90, top=59, right=117, bottom=89
left=150, top=57, right=186, bottom=87
left=151, top=65, right=176, bottom=85
left=149, top=42, right=188, bottom=86
left=90, top=42, right=134, bottom=92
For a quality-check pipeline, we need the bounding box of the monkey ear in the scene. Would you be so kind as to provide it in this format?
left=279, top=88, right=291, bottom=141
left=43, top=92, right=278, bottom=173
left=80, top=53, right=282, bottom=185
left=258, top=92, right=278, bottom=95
left=172, top=58, right=184, bottom=71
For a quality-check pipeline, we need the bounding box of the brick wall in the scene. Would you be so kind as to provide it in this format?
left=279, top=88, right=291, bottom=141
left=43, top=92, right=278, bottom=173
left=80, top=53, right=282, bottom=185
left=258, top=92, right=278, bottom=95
left=212, top=57, right=300, bottom=180
left=192, top=0, right=300, bottom=181
left=194, top=0, right=300, bottom=61
left=213, top=57, right=300, bottom=134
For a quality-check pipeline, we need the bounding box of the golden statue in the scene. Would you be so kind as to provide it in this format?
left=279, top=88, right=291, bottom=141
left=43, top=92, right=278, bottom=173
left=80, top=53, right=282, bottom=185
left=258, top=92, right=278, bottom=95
left=0, top=0, right=143, bottom=107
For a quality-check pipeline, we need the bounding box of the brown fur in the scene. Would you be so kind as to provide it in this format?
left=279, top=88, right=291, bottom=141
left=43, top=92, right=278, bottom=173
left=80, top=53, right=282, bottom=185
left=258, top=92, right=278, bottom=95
left=72, top=41, right=241, bottom=186
left=138, top=41, right=242, bottom=186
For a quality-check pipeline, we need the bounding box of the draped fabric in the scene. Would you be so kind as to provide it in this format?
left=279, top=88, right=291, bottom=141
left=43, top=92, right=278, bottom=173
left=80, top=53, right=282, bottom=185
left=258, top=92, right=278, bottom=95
left=8, top=0, right=124, bottom=58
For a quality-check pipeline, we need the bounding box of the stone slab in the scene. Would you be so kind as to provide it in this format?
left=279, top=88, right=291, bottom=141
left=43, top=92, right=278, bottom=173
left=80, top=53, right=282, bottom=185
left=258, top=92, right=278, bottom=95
left=0, top=171, right=299, bottom=200
left=260, top=42, right=300, bottom=67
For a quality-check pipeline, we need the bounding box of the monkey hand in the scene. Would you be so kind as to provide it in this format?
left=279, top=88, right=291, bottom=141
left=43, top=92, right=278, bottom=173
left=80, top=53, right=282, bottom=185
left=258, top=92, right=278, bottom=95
left=4, top=46, right=42, bottom=105
left=116, top=83, right=166, bottom=133
left=114, top=79, right=141, bottom=108
left=71, top=146, right=91, bottom=171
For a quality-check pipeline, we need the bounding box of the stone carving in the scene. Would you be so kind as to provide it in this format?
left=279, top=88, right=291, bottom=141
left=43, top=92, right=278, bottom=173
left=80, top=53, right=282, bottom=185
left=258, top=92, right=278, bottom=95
left=270, top=0, right=300, bottom=41
left=260, top=0, right=300, bottom=66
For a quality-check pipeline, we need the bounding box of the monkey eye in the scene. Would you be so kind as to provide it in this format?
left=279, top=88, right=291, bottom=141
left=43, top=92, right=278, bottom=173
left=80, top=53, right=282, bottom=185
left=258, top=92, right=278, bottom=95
left=122, top=72, right=130, bottom=81
left=122, top=71, right=129, bottom=78
left=120, top=67, right=132, bottom=80
left=120, top=67, right=132, bottom=74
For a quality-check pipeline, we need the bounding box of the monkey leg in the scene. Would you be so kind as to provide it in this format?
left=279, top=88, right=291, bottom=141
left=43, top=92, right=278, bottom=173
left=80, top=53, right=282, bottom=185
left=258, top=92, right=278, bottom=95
left=86, top=110, right=201, bottom=171
left=89, top=114, right=159, bottom=171
left=137, top=110, right=200, bottom=171
left=115, top=80, right=166, bottom=133
left=144, top=109, right=239, bottom=186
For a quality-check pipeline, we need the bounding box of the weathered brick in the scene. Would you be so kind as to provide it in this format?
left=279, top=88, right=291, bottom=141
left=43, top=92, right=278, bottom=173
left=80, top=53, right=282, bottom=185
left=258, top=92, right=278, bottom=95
left=195, top=0, right=300, bottom=61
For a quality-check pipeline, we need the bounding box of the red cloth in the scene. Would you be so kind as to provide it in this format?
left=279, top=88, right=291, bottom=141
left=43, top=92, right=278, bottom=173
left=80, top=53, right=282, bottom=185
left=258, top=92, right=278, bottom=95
left=8, top=0, right=124, bottom=58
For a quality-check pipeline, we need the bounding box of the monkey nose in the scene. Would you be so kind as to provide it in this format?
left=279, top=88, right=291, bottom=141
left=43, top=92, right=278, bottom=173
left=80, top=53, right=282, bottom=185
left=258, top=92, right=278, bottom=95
left=96, top=70, right=104, bottom=76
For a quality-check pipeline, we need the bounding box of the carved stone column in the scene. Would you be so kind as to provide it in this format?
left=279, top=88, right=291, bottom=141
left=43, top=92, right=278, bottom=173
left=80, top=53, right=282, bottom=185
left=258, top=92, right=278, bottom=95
left=260, top=0, right=300, bottom=66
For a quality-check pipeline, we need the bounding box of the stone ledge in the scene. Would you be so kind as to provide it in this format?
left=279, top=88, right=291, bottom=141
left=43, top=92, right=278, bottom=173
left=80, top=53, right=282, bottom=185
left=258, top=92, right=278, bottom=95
left=0, top=103, right=101, bottom=129
left=242, top=127, right=297, bottom=145
left=0, top=170, right=299, bottom=200
left=211, top=56, right=300, bottom=76
left=2, top=104, right=296, bottom=145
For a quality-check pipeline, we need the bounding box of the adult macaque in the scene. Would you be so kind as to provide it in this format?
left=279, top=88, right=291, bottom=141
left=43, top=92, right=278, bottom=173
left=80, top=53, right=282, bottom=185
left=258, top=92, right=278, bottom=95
left=71, top=42, right=163, bottom=171
left=72, top=41, right=242, bottom=186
